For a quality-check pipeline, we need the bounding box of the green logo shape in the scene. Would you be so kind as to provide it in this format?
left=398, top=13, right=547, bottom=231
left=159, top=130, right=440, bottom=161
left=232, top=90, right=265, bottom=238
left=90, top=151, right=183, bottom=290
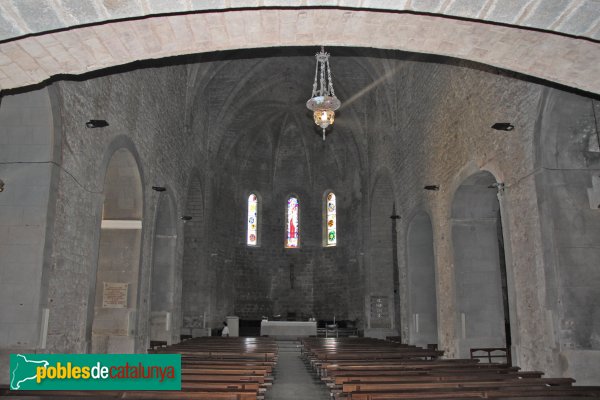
left=10, top=354, right=181, bottom=391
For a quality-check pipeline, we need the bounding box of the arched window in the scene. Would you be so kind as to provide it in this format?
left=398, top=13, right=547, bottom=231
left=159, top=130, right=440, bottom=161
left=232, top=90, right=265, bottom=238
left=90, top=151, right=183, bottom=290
left=285, top=196, right=299, bottom=248
left=247, top=193, right=258, bottom=246
left=325, top=192, right=337, bottom=246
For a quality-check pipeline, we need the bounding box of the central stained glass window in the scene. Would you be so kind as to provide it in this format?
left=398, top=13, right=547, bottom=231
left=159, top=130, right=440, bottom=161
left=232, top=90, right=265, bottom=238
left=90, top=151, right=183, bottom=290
left=247, top=193, right=258, bottom=246
left=286, top=196, right=299, bottom=248
left=326, top=192, right=336, bottom=246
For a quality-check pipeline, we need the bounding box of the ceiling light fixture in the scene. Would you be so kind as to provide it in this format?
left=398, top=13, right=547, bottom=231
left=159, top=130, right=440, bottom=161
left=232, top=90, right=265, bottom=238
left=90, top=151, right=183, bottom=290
left=306, top=46, right=341, bottom=141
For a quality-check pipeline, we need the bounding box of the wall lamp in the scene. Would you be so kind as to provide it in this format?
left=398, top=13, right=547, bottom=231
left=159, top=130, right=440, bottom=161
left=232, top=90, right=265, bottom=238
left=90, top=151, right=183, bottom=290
left=181, top=216, right=192, bottom=221
left=152, top=186, right=166, bottom=192
left=491, top=123, right=514, bottom=131
left=86, top=119, right=109, bottom=128
left=424, top=185, right=440, bottom=191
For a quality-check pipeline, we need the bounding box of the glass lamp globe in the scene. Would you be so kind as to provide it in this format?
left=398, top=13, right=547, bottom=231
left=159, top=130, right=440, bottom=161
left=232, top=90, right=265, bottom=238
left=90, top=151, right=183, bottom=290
left=314, top=109, right=335, bottom=129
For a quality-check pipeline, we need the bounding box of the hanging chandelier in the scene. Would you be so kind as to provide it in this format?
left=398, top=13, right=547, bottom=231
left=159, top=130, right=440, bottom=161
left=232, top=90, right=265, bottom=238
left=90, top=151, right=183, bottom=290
left=306, top=46, right=341, bottom=141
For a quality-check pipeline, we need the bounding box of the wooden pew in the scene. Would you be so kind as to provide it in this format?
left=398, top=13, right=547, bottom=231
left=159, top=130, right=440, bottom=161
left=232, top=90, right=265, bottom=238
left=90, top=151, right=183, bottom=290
left=331, top=370, right=545, bottom=385
left=165, top=337, right=277, bottom=399
left=346, top=387, right=600, bottom=399
left=301, top=337, right=600, bottom=400
left=121, top=390, right=258, bottom=399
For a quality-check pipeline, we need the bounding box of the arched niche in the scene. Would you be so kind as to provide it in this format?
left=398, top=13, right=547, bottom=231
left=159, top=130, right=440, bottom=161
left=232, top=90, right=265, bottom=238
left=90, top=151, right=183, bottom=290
left=407, top=210, right=438, bottom=347
left=367, top=174, right=399, bottom=338
left=451, top=171, right=510, bottom=358
left=149, top=193, right=177, bottom=345
left=92, top=148, right=143, bottom=353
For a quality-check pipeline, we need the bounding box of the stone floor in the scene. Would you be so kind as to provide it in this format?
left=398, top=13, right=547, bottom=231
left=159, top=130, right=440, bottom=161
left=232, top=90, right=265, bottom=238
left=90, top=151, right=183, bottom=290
left=266, top=340, right=330, bottom=400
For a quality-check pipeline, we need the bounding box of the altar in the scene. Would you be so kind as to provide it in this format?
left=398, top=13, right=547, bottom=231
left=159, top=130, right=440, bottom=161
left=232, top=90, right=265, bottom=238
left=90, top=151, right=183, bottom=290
left=260, top=320, right=317, bottom=338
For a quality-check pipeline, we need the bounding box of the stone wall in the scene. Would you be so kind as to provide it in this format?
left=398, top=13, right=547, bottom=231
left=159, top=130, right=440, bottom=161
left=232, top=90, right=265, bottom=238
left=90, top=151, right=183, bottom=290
left=212, top=109, right=365, bottom=324
left=0, top=87, right=58, bottom=382
left=534, top=90, right=600, bottom=385
left=362, top=58, right=547, bottom=370
left=44, top=66, right=191, bottom=354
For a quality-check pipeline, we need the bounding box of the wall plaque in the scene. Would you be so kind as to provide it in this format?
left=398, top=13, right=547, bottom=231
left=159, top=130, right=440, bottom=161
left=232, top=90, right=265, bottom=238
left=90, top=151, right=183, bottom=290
left=102, top=282, right=128, bottom=308
left=370, top=295, right=391, bottom=328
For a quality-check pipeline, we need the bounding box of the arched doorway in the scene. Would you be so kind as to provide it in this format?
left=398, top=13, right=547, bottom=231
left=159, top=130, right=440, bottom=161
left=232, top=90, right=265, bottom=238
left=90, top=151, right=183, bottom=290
left=367, top=174, right=399, bottom=338
left=407, top=211, right=438, bottom=347
left=91, top=148, right=143, bottom=353
left=149, top=193, right=177, bottom=345
left=451, top=171, right=511, bottom=358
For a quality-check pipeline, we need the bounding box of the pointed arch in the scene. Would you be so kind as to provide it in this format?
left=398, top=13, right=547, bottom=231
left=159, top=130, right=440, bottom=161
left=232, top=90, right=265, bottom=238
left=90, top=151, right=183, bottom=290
left=92, top=146, right=144, bottom=353
left=451, top=170, right=512, bottom=359
left=149, top=190, right=177, bottom=345
left=407, top=209, right=438, bottom=347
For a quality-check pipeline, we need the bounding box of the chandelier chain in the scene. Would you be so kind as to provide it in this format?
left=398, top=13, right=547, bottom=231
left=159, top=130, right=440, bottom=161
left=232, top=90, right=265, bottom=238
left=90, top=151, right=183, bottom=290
left=326, top=59, right=335, bottom=98
left=312, top=59, right=319, bottom=97
left=320, top=58, right=326, bottom=97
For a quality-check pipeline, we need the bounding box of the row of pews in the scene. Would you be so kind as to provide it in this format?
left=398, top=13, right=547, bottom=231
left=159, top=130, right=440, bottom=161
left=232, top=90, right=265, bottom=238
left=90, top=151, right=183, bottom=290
left=1, top=337, right=277, bottom=400
left=149, top=336, right=277, bottom=399
left=301, top=337, right=600, bottom=399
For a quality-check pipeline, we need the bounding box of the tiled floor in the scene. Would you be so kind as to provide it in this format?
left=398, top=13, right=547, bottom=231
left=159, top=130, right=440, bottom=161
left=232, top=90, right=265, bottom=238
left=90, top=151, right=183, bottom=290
left=266, top=341, right=330, bottom=400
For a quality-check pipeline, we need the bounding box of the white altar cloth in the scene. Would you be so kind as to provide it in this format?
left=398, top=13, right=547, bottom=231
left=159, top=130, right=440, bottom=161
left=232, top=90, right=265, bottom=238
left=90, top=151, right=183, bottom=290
left=260, top=321, right=317, bottom=337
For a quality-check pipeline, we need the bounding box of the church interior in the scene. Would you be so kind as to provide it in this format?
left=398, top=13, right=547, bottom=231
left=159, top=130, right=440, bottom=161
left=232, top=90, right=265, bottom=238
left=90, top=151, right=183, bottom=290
left=1, top=2, right=600, bottom=398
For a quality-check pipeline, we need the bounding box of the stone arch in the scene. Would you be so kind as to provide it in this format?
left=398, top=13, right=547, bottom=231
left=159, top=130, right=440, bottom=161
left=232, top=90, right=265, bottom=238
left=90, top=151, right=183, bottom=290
left=1, top=2, right=597, bottom=43
left=1, top=9, right=599, bottom=95
left=407, top=210, right=438, bottom=347
left=367, top=172, right=399, bottom=338
left=149, top=191, right=177, bottom=345
left=451, top=170, right=511, bottom=358
left=92, top=146, right=144, bottom=353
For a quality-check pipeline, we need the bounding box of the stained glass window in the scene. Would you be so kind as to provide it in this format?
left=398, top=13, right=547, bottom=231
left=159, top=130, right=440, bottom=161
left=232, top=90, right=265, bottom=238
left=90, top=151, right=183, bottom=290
left=247, top=193, right=258, bottom=246
left=286, top=196, right=299, bottom=248
left=326, top=192, right=336, bottom=246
